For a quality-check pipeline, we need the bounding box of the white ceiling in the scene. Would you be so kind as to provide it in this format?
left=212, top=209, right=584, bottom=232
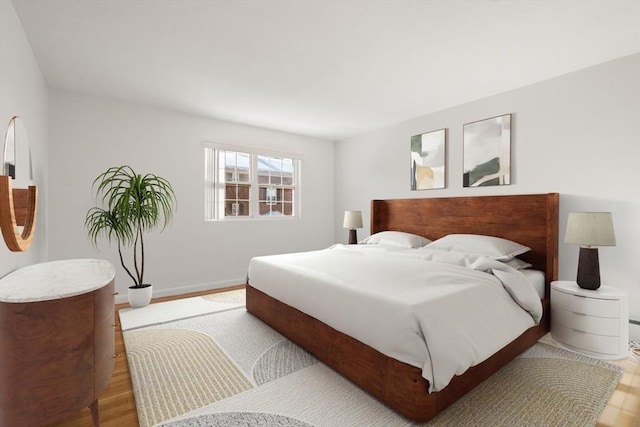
left=12, top=0, right=640, bottom=141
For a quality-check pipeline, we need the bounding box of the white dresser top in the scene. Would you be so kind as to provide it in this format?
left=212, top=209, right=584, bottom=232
left=0, top=259, right=115, bottom=303
left=551, top=280, right=628, bottom=299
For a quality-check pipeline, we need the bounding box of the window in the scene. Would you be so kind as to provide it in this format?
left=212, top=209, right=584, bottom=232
left=223, top=151, right=251, bottom=217
left=204, top=143, right=300, bottom=220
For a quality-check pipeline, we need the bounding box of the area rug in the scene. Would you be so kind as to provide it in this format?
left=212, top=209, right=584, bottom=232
left=119, top=289, right=623, bottom=427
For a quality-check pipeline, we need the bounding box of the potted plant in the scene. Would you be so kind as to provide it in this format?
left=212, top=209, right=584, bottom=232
left=85, top=165, right=176, bottom=307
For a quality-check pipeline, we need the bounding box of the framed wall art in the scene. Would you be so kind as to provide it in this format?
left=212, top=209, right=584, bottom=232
left=463, top=114, right=511, bottom=187
left=410, top=128, right=446, bottom=190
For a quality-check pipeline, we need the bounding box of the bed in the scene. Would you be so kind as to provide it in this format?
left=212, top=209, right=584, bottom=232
left=246, top=193, right=559, bottom=422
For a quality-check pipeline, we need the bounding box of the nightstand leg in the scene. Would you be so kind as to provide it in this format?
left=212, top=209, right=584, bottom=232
left=89, top=399, right=100, bottom=427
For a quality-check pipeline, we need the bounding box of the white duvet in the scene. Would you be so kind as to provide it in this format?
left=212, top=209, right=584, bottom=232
left=247, top=244, right=543, bottom=392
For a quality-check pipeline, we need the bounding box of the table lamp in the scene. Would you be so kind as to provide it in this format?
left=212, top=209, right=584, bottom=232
left=343, top=210, right=363, bottom=244
left=564, top=212, right=616, bottom=290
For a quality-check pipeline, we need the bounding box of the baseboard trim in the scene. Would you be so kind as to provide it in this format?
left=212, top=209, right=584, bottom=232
left=114, top=278, right=246, bottom=305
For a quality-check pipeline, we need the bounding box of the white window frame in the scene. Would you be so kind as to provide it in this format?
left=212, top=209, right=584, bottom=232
left=204, top=142, right=302, bottom=221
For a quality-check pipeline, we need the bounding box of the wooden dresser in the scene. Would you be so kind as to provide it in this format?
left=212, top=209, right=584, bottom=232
left=0, top=259, right=116, bottom=426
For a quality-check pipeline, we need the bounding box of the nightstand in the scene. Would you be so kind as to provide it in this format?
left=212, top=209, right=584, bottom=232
left=551, top=281, right=629, bottom=359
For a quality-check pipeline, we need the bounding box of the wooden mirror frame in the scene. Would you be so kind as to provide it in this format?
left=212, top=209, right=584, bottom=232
left=0, top=117, right=37, bottom=252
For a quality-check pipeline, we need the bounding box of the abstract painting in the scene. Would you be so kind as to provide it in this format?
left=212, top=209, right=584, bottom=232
left=410, top=128, right=446, bottom=190
left=463, top=114, right=511, bottom=187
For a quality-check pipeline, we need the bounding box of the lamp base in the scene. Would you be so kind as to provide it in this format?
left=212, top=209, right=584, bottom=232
left=576, top=247, right=601, bottom=290
left=348, top=229, right=358, bottom=245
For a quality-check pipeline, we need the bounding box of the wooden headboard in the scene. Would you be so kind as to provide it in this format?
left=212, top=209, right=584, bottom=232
left=371, top=193, right=559, bottom=298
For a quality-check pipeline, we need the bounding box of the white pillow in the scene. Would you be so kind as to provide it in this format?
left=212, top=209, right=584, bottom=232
left=360, top=231, right=432, bottom=248
left=503, top=257, right=532, bottom=270
left=426, top=234, right=530, bottom=261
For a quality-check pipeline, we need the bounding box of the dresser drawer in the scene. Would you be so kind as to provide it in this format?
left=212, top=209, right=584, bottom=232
left=551, top=288, right=619, bottom=318
left=95, top=280, right=115, bottom=322
left=94, top=346, right=115, bottom=397
left=551, top=323, right=620, bottom=356
left=552, top=307, right=619, bottom=336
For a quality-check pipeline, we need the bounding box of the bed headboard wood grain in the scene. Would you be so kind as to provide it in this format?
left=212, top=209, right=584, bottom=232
left=371, top=193, right=559, bottom=295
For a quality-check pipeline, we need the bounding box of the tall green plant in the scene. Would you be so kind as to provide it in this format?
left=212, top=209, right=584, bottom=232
left=85, top=165, right=176, bottom=287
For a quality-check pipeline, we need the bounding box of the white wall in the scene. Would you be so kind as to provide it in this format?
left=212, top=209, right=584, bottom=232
left=48, top=92, right=334, bottom=302
left=334, top=54, right=640, bottom=336
left=0, top=0, right=48, bottom=277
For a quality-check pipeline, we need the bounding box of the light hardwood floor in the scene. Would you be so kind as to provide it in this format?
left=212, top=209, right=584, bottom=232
left=49, top=286, right=639, bottom=427
left=595, top=351, right=640, bottom=427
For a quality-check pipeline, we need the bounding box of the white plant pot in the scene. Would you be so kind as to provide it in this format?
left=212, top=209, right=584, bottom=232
left=128, top=284, right=153, bottom=308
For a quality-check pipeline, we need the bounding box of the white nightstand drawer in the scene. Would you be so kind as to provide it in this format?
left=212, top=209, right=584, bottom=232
left=551, top=323, right=620, bottom=356
left=551, top=288, right=619, bottom=318
left=552, top=308, right=619, bottom=336
left=550, top=281, right=629, bottom=359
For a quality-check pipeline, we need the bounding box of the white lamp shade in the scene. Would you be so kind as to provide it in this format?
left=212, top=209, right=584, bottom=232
left=343, top=210, right=363, bottom=229
left=564, top=212, right=616, bottom=247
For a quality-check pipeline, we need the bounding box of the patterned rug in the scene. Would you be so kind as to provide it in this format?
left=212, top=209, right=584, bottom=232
left=119, top=289, right=623, bottom=427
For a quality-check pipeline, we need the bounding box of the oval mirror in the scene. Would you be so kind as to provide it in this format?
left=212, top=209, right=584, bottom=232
left=0, top=116, right=37, bottom=252
left=3, top=116, right=33, bottom=187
